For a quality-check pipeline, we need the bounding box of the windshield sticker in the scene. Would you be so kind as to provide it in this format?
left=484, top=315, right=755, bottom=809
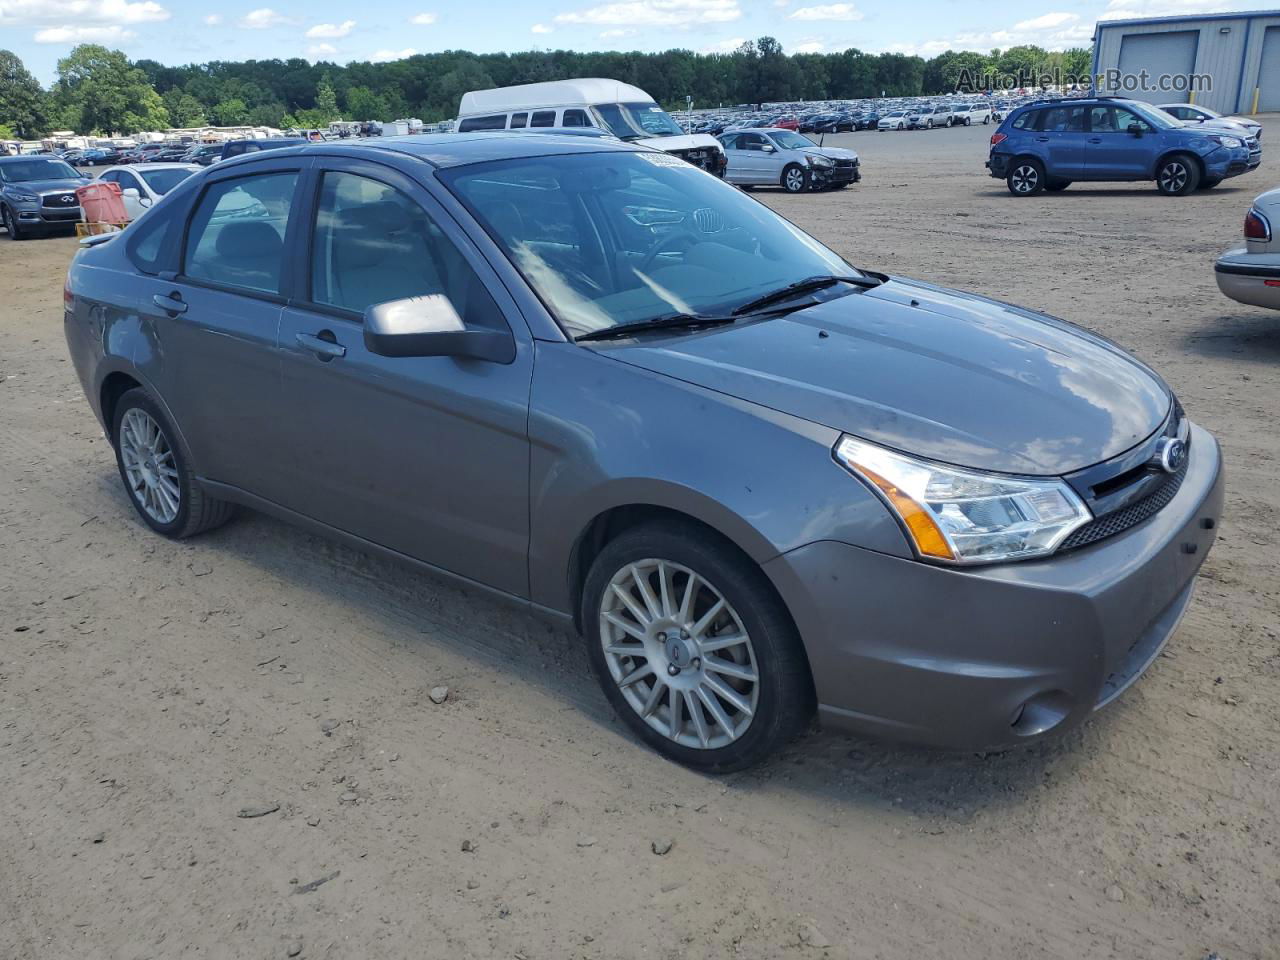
left=639, top=152, right=688, bottom=167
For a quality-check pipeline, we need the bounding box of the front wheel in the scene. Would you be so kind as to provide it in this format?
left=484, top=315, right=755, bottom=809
left=3, top=205, right=26, bottom=240
left=111, top=388, right=235, bottom=538
left=781, top=164, right=809, bottom=193
left=1007, top=159, right=1045, bottom=196
left=1045, top=179, right=1071, bottom=192
left=582, top=523, right=814, bottom=771
left=1198, top=177, right=1223, bottom=190
left=1156, top=154, right=1200, bottom=196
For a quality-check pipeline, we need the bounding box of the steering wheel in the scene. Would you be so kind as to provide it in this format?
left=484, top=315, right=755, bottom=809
left=638, top=229, right=700, bottom=273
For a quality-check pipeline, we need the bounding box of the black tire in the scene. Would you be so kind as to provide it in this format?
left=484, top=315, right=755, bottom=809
left=780, top=163, right=809, bottom=193
left=1007, top=158, right=1045, bottom=196
left=945, top=117, right=953, bottom=127
left=1156, top=153, right=1201, bottom=196
left=581, top=521, right=814, bottom=772
left=1045, top=179, right=1071, bottom=192
left=111, top=387, right=235, bottom=538
left=1198, top=177, right=1223, bottom=190
left=3, top=205, right=27, bottom=240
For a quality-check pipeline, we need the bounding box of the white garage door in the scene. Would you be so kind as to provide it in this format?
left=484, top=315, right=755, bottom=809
left=1117, top=30, right=1200, bottom=103
left=1258, top=27, right=1280, bottom=112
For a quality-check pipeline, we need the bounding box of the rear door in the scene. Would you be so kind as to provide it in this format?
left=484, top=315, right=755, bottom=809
left=154, top=155, right=308, bottom=501
left=1035, top=105, right=1089, bottom=180
left=274, top=158, right=534, bottom=596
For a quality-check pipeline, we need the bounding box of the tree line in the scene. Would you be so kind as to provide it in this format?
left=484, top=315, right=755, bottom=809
left=0, top=40, right=1092, bottom=139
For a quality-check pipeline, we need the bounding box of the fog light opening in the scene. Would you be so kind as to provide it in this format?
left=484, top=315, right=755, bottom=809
left=1010, top=690, right=1073, bottom=737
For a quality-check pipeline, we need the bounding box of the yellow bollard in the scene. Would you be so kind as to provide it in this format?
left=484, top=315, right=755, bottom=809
left=1253, top=87, right=1260, bottom=115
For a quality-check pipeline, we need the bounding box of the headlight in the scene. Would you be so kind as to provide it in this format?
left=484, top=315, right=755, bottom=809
left=834, top=436, right=1091, bottom=564
left=806, top=154, right=833, bottom=168
left=1209, top=135, right=1243, bottom=149
left=7, top=191, right=39, bottom=203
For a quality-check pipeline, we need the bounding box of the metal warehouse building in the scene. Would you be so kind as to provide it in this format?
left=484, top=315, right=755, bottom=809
left=1092, top=10, right=1280, bottom=114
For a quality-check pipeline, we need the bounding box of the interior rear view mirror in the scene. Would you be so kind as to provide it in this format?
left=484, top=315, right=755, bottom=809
left=364, top=295, right=514, bottom=364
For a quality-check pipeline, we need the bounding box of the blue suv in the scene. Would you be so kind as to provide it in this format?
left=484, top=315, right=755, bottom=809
left=987, top=96, right=1259, bottom=197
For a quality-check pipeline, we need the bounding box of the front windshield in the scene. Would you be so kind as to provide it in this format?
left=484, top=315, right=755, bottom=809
left=139, top=167, right=194, bottom=195
left=1131, top=104, right=1179, bottom=130
left=769, top=131, right=817, bottom=150
left=592, top=102, right=684, bottom=140
left=0, top=158, right=79, bottom=183
left=442, top=151, right=859, bottom=338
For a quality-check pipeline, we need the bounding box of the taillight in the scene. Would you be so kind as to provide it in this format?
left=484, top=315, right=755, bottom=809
left=990, top=132, right=1007, bottom=146
left=1245, top=208, right=1271, bottom=242
left=63, top=274, right=74, bottom=311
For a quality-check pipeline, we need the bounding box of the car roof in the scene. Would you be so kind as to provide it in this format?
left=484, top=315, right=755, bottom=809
left=218, top=132, right=646, bottom=171
left=103, top=163, right=200, bottom=172
left=459, top=78, right=652, bottom=116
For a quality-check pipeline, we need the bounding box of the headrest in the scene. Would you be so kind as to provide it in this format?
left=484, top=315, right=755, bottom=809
left=215, top=220, right=283, bottom=261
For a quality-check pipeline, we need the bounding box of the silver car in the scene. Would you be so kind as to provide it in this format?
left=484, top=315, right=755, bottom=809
left=1216, top=185, right=1280, bottom=311
left=63, top=133, right=1222, bottom=771
left=718, top=128, right=859, bottom=192
left=1159, top=103, right=1263, bottom=142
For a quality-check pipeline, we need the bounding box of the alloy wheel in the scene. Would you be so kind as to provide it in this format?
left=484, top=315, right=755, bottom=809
left=598, top=558, right=759, bottom=750
left=1011, top=165, right=1039, bottom=193
left=119, top=407, right=181, bottom=524
left=784, top=168, right=805, bottom=192
left=1159, top=161, right=1188, bottom=193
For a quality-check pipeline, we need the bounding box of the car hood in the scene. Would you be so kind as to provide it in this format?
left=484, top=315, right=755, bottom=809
left=606, top=278, right=1171, bottom=476
left=637, top=133, right=724, bottom=153
left=806, top=146, right=858, bottom=161
left=3, top=178, right=85, bottom=194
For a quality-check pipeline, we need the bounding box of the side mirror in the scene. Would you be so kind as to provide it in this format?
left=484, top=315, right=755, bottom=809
left=363, top=295, right=515, bottom=364
left=121, top=187, right=140, bottom=199
left=762, top=144, right=775, bottom=153
left=1127, top=122, right=1143, bottom=137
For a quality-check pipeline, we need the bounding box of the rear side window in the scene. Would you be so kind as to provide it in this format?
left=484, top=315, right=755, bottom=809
left=529, top=110, right=556, bottom=128
left=125, top=206, right=174, bottom=275
left=509, top=112, right=528, bottom=129
left=562, top=108, right=589, bottom=127
left=183, top=172, right=298, bottom=294
left=458, top=115, right=507, bottom=132
left=1011, top=110, right=1036, bottom=130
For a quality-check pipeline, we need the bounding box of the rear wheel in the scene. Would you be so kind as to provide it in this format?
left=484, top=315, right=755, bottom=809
left=111, top=388, right=235, bottom=538
left=582, top=522, right=814, bottom=771
left=781, top=164, right=809, bottom=193
left=1007, top=159, right=1045, bottom=196
left=1156, top=154, right=1200, bottom=196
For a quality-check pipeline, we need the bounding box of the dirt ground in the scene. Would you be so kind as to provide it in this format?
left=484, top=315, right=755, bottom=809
left=2, top=122, right=1278, bottom=960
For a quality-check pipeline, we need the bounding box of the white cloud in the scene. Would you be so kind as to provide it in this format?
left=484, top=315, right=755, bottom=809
left=305, top=18, right=355, bottom=38
left=0, top=0, right=168, bottom=26
left=371, top=47, right=416, bottom=61
left=1099, top=0, right=1252, bottom=19
left=1014, top=11, right=1077, bottom=31
left=699, top=36, right=744, bottom=53
left=532, top=22, right=553, bottom=32
left=34, top=23, right=136, bottom=42
left=203, top=13, right=221, bottom=24
left=409, top=12, right=437, bottom=24
left=555, top=0, right=740, bottom=27
left=794, top=39, right=825, bottom=53
left=240, top=7, right=288, bottom=28
left=307, top=42, right=337, bottom=56
left=599, top=27, right=633, bottom=38
left=787, top=3, right=862, bottom=21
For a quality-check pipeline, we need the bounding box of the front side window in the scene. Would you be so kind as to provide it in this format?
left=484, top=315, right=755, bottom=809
left=1090, top=106, right=1154, bottom=134
left=442, top=151, right=858, bottom=338
left=309, top=171, right=503, bottom=328
left=183, top=172, right=298, bottom=294
left=562, top=108, right=590, bottom=128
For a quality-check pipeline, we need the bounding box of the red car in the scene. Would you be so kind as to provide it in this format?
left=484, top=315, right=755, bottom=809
left=771, top=115, right=799, bottom=131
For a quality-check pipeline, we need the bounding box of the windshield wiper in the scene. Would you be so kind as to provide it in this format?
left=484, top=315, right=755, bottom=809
left=731, top=274, right=882, bottom=317
left=575, top=312, right=736, bottom=343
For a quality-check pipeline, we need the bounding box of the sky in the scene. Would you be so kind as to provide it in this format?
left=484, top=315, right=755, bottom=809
left=0, top=0, right=1265, bottom=84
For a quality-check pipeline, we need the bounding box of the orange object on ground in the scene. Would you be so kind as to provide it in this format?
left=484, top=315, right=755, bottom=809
left=76, top=181, right=128, bottom=223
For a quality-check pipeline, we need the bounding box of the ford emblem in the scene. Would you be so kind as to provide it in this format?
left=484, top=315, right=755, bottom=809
left=1152, top=437, right=1186, bottom=474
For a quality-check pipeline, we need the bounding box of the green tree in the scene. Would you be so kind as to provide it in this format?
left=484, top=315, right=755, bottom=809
left=53, top=45, right=168, bottom=134
left=345, top=85, right=389, bottom=121
left=314, top=73, right=340, bottom=121
left=0, top=49, right=50, bottom=139
left=211, top=97, right=249, bottom=125
left=0, top=122, right=15, bottom=140
left=162, top=88, right=206, bottom=127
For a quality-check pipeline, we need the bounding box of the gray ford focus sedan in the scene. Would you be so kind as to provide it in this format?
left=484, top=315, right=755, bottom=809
left=64, top=134, right=1223, bottom=771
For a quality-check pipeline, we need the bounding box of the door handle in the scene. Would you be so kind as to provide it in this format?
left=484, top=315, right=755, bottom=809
left=296, top=331, right=346, bottom=360
left=1088, top=137, right=1102, bottom=143
left=1035, top=136, right=1050, bottom=142
left=152, top=292, right=187, bottom=314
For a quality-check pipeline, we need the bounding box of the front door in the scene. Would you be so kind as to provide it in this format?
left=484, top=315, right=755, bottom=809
left=1084, top=105, right=1156, bottom=180
left=275, top=160, right=534, bottom=597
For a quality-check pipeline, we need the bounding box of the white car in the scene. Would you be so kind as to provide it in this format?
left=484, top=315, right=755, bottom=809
left=877, top=111, right=909, bottom=131
left=97, top=163, right=199, bottom=220
left=1159, top=103, right=1262, bottom=142
left=960, top=103, right=993, bottom=125
left=1215, top=186, right=1280, bottom=311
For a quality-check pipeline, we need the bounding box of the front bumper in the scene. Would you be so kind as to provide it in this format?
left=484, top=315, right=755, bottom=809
left=9, top=203, right=82, bottom=228
left=763, top=422, right=1223, bottom=751
left=1215, top=247, right=1280, bottom=310
left=812, top=161, right=860, bottom=186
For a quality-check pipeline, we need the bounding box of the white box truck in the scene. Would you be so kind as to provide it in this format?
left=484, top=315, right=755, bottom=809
left=455, top=78, right=727, bottom=176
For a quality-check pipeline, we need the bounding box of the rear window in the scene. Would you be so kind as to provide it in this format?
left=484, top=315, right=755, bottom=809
left=458, top=115, right=507, bottom=132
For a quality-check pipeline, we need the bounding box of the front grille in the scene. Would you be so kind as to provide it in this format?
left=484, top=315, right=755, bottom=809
left=1060, top=456, right=1187, bottom=551
left=42, top=192, right=79, bottom=209
left=673, top=148, right=716, bottom=172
